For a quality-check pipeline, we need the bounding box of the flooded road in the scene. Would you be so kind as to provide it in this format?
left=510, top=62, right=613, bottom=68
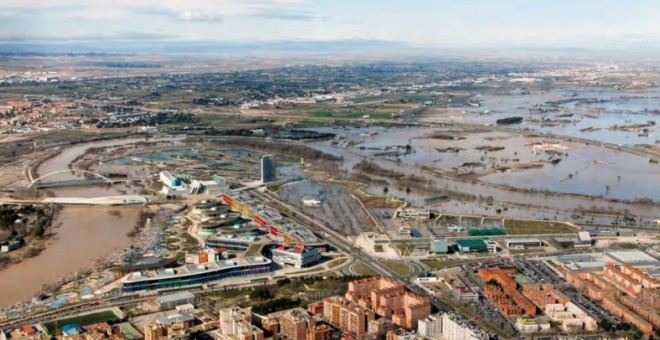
left=0, top=205, right=139, bottom=307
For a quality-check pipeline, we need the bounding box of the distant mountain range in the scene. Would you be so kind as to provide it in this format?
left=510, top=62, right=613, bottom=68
left=1, top=39, right=659, bottom=59
left=0, top=39, right=412, bottom=55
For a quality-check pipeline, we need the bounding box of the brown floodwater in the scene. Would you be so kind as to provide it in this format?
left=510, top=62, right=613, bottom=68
left=0, top=205, right=139, bottom=307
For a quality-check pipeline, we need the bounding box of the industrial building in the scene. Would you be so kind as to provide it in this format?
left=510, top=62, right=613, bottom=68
left=504, top=238, right=543, bottom=249
left=271, top=244, right=322, bottom=268
left=455, top=239, right=497, bottom=253
left=396, top=208, right=431, bottom=220
left=156, top=291, right=196, bottom=311
left=429, top=239, right=449, bottom=254
left=260, top=154, right=277, bottom=183
left=605, top=250, right=660, bottom=267
left=120, top=256, right=272, bottom=292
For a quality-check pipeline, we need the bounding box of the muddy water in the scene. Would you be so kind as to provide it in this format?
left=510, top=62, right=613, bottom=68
left=0, top=205, right=139, bottom=306
left=0, top=138, right=168, bottom=307
left=36, top=137, right=175, bottom=182
left=306, top=126, right=660, bottom=218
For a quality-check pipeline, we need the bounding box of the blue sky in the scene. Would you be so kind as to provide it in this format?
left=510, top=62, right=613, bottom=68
left=1, top=0, right=659, bottom=48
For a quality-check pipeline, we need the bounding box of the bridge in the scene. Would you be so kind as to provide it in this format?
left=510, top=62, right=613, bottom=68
left=0, top=195, right=148, bottom=206
left=27, top=170, right=114, bottom=188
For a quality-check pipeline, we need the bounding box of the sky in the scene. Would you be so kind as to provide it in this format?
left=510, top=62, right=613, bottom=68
left=1, top=0, right=660, bottom=50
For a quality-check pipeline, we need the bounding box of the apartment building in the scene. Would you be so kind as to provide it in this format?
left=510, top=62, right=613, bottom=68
left=602, top=296, right=654, bottom=335
left=603, top=263, right=659, bottom=297
left=261, top=308, right=309, bottom=340
left=323, top=296, right=375, bottom=337
left=217, top=307, right=264, bottom=340
left=479, top=268, right=536, bottom=317
left=345, top=277, right=431, bottom=329
left=143, top=312, right=195, bottom=340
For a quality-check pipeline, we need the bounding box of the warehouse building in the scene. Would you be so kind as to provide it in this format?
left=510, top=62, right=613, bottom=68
left=504, top=238, right=543, bottom=249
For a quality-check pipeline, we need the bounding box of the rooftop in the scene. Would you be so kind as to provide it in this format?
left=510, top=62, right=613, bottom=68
left=122, top=256, right=271, bottom=282
left=606, top=250, right=660, bottom=266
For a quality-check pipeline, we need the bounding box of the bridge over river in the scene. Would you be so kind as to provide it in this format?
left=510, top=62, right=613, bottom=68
left=0, top=195, right=149, bottom=206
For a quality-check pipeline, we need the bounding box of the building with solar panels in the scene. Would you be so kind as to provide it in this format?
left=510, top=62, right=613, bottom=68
left=261, top=154, right=277, bottom=183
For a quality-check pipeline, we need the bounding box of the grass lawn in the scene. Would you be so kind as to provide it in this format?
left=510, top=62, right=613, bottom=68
left=44, top=310, right=118, bottom=334
left=352, top=262, right=377, bottom=276
left=616, top=242, right=640, bottom=249
left=327, top=257, right=347, bottom=269
left=381, top=260, right=412, bottom=276
left=422, top=259, right=469, bottom=270
left=182, top=232, right=198, bottom=246
left=504, top=219, right=576, bottom=235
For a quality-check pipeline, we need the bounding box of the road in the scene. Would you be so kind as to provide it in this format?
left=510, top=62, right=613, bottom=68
left=250, top=189, right=451, bottom=312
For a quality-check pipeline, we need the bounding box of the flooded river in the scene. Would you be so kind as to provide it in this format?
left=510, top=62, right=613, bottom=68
left=0, top=205, right=139, bottom=306
left=0, top=138, right=162, bottom=307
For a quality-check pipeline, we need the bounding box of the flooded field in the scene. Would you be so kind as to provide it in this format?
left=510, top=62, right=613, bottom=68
left=308, top=126, right=660, bottom=201
left=278, top=179, right=376, bottom=235
left=305, top=126, right=660, bottom=219
left=442, top=88, right=660, bottom=146
left=0, top=205, right=139, bottom=306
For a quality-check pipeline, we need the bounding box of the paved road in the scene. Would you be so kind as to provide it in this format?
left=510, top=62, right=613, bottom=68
left=251, top=190, right=451, bottom=312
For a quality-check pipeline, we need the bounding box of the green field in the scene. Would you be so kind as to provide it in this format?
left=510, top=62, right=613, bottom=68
left=352, top=262, right=377, bottom=275
left=504, top=219, right=575, bottom=235
left=381, top=261, right=412, bottom=276
left=44, top=310, right=118, bottom=334
left=310, top=110, right=392, bottom=119
left=422, top=259, right=470, bottom=270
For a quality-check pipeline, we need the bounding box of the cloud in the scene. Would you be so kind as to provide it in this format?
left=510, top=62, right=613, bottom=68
left=0, top=0, right=319, bottom=22
left=0, top=31, right=178, bottom=43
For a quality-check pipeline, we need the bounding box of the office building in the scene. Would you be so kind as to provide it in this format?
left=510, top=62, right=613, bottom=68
left=159, top=171, right=182, bottom=188
left=271, top=244, right=322, bottom=268
left=120, top=257, right=272, bottom=292
left=261, top=155, right=277, bottom=183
